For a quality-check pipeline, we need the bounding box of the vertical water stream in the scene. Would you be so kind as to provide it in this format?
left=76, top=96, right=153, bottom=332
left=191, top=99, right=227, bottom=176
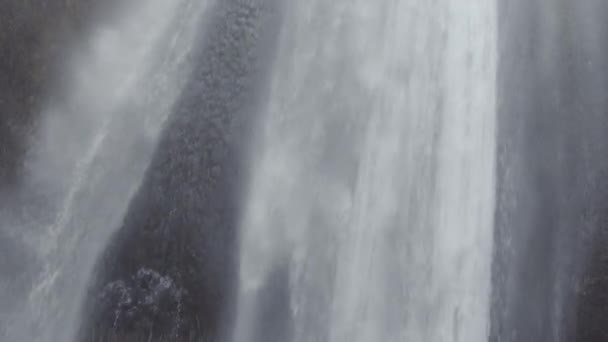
left=236, top=1, right=496, bottom=341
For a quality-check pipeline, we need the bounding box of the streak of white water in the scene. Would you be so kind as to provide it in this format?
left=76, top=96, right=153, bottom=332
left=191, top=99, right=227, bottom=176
left=0, top=1, right=212, bottom=341
left=236, top=1, right=496, bottom=341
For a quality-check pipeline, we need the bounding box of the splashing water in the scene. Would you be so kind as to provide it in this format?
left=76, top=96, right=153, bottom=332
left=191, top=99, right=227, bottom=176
left=236, top=1, right=496, bottom=341
left=0, top=0, right=211, bottom=340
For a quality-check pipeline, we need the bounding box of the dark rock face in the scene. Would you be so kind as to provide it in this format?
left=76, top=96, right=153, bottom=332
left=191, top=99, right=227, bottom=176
left=79, top=1, right=283, bottom=340
left=493, top=1, right=608, bottom=341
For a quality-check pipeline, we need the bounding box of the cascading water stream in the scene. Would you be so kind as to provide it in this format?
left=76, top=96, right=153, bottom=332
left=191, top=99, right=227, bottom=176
left=236, top=1, right=496, bottom=341
left=0, top=0, right=211, bottom=340
left=4, top=1, right=608, bottom=340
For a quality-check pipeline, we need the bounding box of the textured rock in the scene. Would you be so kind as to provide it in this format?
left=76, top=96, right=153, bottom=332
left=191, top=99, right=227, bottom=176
left=79, top=0, right=283, bottom=340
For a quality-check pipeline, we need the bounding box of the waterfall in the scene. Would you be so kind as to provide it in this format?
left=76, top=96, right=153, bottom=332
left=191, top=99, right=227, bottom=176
left=0, top=1, right=210, bottom=340
left=236, top=1, right=496, bottom=341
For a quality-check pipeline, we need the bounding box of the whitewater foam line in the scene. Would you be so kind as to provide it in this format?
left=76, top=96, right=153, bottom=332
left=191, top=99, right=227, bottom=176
left=236, top=1, right=496, bottom=341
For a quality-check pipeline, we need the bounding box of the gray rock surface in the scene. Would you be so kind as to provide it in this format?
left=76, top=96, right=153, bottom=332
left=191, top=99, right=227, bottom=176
left=79, top=1, right=282, bottom=340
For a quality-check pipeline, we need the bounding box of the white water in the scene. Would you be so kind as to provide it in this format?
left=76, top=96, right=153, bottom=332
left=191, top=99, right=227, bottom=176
left=237, top=1, right=496, bottom=341
left=0, top=1, right=211, bottom=340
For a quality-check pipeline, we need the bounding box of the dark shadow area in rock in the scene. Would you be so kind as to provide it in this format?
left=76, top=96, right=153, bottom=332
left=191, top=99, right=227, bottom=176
left=78, top=0, right=284, bottom=340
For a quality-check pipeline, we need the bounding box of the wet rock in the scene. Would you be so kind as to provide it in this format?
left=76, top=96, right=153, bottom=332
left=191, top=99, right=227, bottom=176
left=79, top=0, right=283, bottom=340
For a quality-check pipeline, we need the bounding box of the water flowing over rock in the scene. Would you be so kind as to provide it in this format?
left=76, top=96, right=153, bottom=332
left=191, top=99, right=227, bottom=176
left=0, top=0, right=209, bottom=340
left=4, top=1, right=608, bottom=342
left=81, top=1, right=282, bottom=339
left=235, top=2, right=496, bottom=341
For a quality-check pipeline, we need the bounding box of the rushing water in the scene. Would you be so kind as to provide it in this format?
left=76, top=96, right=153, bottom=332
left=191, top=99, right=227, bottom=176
left=1, top=1, right=499, bottom=340
left=6, top=1, right=608, bottom=341
left=236, top=1, right=496, bottom=341
left=0, top=0, right=209, bottom=340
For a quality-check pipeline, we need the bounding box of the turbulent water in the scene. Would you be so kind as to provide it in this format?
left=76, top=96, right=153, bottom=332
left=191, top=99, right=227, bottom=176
left=18, top=0, right=608, bottom=341
left=0, top=0, right=209, bottom=340
left=236, top=1, right=496, bottom=341
left=6, top=0, right=608, bottom=341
